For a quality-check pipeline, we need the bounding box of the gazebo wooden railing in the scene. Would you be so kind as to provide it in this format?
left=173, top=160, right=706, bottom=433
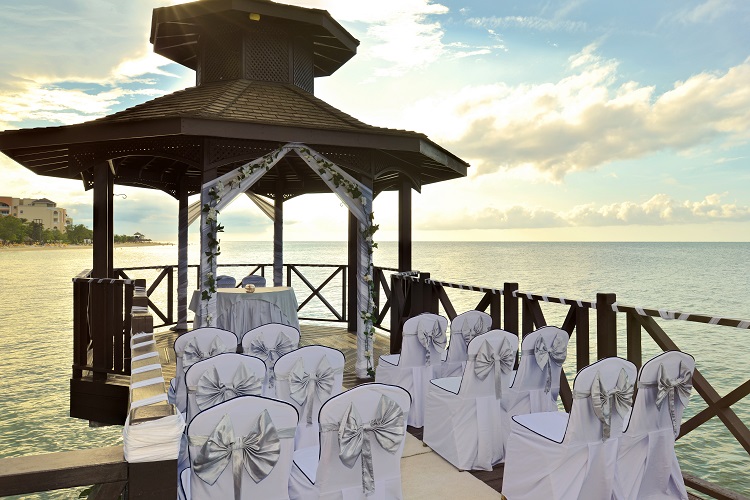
left=388, top=272, right=749, bottom=500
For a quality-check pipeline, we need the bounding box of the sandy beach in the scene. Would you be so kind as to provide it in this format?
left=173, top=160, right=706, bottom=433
left=0, top=242, right=174, bottom=251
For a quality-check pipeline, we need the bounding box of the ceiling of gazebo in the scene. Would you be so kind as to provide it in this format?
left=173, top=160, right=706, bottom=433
left=0, top=79, right=468, bottom=198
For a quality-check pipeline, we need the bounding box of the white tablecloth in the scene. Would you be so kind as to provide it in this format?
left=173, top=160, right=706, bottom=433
left=189, top=287, right=299, bottom=335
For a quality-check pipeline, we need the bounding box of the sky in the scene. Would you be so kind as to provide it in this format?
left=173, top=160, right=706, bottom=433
left=1, top=0, right=749, bottom=242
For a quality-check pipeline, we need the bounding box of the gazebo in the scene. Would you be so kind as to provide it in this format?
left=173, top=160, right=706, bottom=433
left=0, top=0, right=469, bottom=377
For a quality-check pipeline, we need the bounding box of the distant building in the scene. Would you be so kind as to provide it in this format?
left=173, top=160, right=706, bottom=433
left=133, top=232, right=144, bottom=241
left=0, top=196, right=71, bottom=232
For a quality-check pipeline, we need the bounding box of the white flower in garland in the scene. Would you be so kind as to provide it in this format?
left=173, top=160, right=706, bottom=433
left=206, top=207, right=218, bottom=222
left=215, top=181, right=225, bottom=197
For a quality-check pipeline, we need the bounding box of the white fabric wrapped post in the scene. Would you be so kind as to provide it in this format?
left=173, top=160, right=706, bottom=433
left=502, top=357, right=637, bottom=500
left=180, top=395, right=299, bottom=500
left=288, top=383, right=411, bottom=499
left=273, top=345, right=345, bottom=450
left=123, top=412, right=185, bottom=463
left=169, top=328, right=238, bottom=413
left=240, top=323, right=300, bottom=396
left=423, top=329, right=519, bottom=471
left=375, top=313, right=448, bottom=427
left=615, top=351, right=695, bottom=500
left=437, top=310, right=492, bottom=378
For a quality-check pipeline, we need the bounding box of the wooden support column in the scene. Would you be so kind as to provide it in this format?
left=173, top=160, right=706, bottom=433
left=347, top=211, right=359, bottom=332
left=175, top=176, right=189, bottom=331
left=596, top=292, right=618, bottom=359
left=92, top=163, right=112, bottom=278
left=398, top=175, right=412, bottom=272
left=503, top=282, right=519, bottom=335
left=107, top=166, right=114, bottom=278
left=273, top=178, right=284, bottom=287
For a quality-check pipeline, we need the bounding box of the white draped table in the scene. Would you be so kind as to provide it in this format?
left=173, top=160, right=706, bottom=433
left=189, top=287, right=300, bottom=335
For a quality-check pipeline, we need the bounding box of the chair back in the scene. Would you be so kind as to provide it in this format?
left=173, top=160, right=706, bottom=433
left=274, top=345, right=345, bottom=449
left=216, top=275, right=236, bottom=288
left=173, top=327, right=238, bottom=411
left=242, top=274, right=267, bottom=287
left=240, top=323, right=300, bottom=393
left=625, top=351, right=695, bottom=437
left=564, top=357, right=637, bottom=444
left=399, top=313, right=448, bottom=367
left=445, top=310, right=492, bottom=364
left=187, top=395, right=299, bottom=500
left=314, top=384, right=411, bottom=497
left=184, top=353, right=267, bottom=422
left=510, top=326, right=569, bottom=397
left=459, top=329, right=518, bottom=397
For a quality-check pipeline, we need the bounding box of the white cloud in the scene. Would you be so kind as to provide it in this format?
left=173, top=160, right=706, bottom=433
left=401, top=46, right=750, bottom=181
left=467, top=15, right=587, bottom=33
left=677, top=0, right=733, bottom=24
left=421, top=193, right=750, bottom=230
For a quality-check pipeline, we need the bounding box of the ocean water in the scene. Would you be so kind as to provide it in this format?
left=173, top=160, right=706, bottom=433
left=0, top=241, right=748, bottom=497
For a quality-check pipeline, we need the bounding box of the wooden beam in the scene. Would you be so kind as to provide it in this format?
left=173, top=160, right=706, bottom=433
left=596, top=293, right=617, bottom=359
left=274, top=177, right=284, bottom=287
left=398, top=175, right=412, bottom=272
left=92, top=163, right=112, bottom=278
left=176, top=175, right=189, bottom=330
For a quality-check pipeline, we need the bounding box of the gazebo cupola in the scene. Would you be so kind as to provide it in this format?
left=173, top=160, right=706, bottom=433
left=150, top=0, right=358, bottom=93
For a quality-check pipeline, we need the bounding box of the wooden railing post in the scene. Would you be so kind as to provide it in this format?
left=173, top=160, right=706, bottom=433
left=576, top=305, right=590, bottom=372
left=490, top=291, right=501, bottom=329
left=166, top=266, right=174, bottom=325
left=390, top=275, right=406, bottom=354
left=503, top=283, right=519, bottom=335
left=626, top=311, right=642, bottom=369
left=596, top=292, right=617, bottom=359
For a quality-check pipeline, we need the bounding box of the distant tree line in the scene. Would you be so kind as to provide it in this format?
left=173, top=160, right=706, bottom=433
left=0, top=217, right=93, bottom=245
left=113, top=234, right=148, bottom=243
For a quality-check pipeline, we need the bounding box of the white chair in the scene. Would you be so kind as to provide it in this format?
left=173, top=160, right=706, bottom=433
left=169, top=327, right=238, bottom=413
left=183, top=353, right=267, bottom=423
left=375, top=313, right=448, bottom=427
left=437, top=310, right=492, bottom=378
left=288, top=383, right=411, bottom=500
left=242, top=274, right=267, bottom=287
left=423, top=329, right=519, bottom=470
left=216, top=275, right=236, bottom=288
left=274, top=346, right=345, bottom=450
left=615, top=351, right=695, bottom=500
left=180, top=395, right=299, bottom=500
left=502, top=357, right=637, bottom=500
left=240, top=323, right=300, bottom=396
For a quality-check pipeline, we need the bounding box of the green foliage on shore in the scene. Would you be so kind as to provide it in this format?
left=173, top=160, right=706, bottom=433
left=0, top=217, right=93, bottom=245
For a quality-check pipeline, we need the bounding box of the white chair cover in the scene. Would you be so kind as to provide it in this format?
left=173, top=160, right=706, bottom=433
left=503, top=357, right=637, bottom=500
left=288, top=383, right=411, bottom=500
left=184, top=353, right=268, bottom=423
left=216, top=275, right=237, bottom=288
left=240, top=323, right=301, bottom=396
left=423, top=329, right=519, bottom=471
left=170, top=328, right=239, bottom=413
left=374, top=313, right=448, bottom=427
left=436, top=310, right=492, bottom=378
left=615, top=351, right=695, bottom=500
left=242, top=274, right=267, bottom=287
left=181, top=395, right=299, bottom=500
left=274, top=345, right=346, bottom=450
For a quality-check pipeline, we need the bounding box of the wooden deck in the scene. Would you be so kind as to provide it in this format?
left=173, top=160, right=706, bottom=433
left=152, top=323, right=705, bottom=499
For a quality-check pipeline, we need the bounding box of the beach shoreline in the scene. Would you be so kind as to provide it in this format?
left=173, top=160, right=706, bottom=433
left=0, top=241, right=174, bottom=251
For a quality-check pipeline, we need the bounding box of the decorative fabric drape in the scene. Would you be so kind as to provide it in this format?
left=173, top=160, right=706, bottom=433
left=198, top=143, right=375, bottom=377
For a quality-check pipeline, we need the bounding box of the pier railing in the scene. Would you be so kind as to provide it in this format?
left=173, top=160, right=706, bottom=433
left=113, top=263, right=398, bottom=329
left=389, top=272, right=749, bottom=500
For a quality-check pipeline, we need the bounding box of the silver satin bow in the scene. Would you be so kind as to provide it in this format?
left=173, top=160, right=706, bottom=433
left=183, top=336, right=227, bottom=369
left=416, top=320, right=447, bottom=365
left=655, top=362, right=692, bottom=437
left=591, top=369, right=634, bottom=440
left=337, top=395, right=405, bottom=495
left=473, top=338, right=515, bottom=399
left=195, top=364, right=263, bottom=411
left=249, top=333, right=295, bottom=388
left=288, top=356, right=336, bottom=425
left=192, top=411, right=280, bottom=500
left=462, top=316, right=488, bottom=347
left=534, top=333, right=567, bottom=393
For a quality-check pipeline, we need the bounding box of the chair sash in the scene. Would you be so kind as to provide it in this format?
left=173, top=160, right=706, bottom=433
left=524, top=332, right=567, bottom=393
left=183, top=336, right=229, bottom=370
left=470, top=338, right=514, bottom=399
left=640, top=361, right=692, bottom=437
left=404, top=320, right=446, bottom=365
left=575, top=369, right=634, bottom=440
left=279, top=356, right=342, bottom=425
left=460, top=316, right=488, bottom=347
left=320, top=395, right=405, bottom=495
left=248, top=333, right=295, bottom=388
left=189, top=411, right=295, bottom=500
left=189, top=365, right=263, bottom=412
